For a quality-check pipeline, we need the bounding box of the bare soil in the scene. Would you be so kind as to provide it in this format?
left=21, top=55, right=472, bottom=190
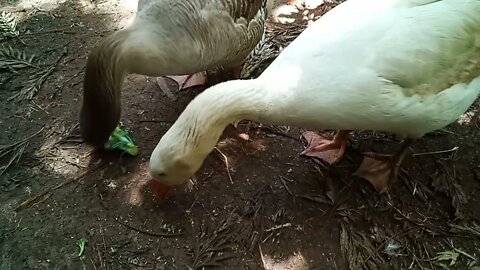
left=1, top=0, right=480, bottom=269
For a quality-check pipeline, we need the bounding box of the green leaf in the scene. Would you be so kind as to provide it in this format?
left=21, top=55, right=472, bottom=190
left=104, top=123, right=139, bottom=156
left=77, top=238, right=87, bottom=257
left=434, top=251, right=459, bottom=266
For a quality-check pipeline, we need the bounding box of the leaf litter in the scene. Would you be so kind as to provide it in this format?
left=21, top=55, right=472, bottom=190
left=188, top=214, right=238, bottom=269
left=9, top=46, right=67, bottom=101
left=0, top=11, right=20, bottom=40
left=430, top=165, right=468, bottom=219
left=340, top=221, right=386, bottom=270
left=0, top=46, right=38, bottom=70
left=0, top=127, right=44, bottom=176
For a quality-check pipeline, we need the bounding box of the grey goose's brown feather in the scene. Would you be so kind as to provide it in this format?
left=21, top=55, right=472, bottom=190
left=80, top=0, right=272, bottom=148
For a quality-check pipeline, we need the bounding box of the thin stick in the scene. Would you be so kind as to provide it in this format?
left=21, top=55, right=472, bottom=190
left=265, top=223, right=292, bottom=232
left=279, top=176, right=295, bottom=197
left=23, top=28, right=77, bottom=35
left=214, top=147, right=233, bottom=184
left=0, top=127, right=44, bottom=158
left=96, top=248, right=104, bottom=270
left=95, top=247, right=130, bottom=269
left=15, top=165, right=97, bottom=212
left=99, top=223, right=107, bottom=270
left=447, top=239, right=476, bottom=261
left=258, top=244, right=268, bottom=269
left=360, top=226, right=421, bottom=268
left=412, top=147, right=458, bottom=157
left=259, top=125, right=300, bottom=141
left=29, top=193, right=51, bottom=208
left=89, top=257, right=99, bottom=270
left=114, top=218, right=183, bottom=237
left=139, top=119, right=174, bottom=123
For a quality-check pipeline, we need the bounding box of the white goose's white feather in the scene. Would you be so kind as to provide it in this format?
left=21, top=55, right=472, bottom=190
left=258, top=0, right=480, bottom=138
left=149, top=0, right=480, bottom=186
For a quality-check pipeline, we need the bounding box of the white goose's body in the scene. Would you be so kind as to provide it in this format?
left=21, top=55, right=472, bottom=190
left=80, top=0, right=271, bottom=148
left=149, top=0, right=480, bottom=196
left=257, top=0, right=480, bottom=138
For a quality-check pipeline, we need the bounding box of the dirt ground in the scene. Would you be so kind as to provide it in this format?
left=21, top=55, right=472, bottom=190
left=1, top=0, right=480, bottom=269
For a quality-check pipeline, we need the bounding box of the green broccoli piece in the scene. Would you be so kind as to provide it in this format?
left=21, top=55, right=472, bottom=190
left=104, top=123, right=138, bottom=156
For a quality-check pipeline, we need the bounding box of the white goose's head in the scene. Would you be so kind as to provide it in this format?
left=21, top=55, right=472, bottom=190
left=148, top=99, right=230, bottom=199
left=148, top=124, right=210, bottom=199
left=148, top=79, right=265, bottom=199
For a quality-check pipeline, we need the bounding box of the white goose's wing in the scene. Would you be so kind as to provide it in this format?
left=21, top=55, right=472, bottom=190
left=267, top=0, right=480, bottom=94
left=260, top=0, right=480, bottom=137
left=369, top=1, right=480, bottom=96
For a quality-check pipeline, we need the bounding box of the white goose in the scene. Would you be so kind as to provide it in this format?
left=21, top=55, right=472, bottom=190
left=79, top=0, right=273, bottom=148
left=148, top=0, right=480, bottom=198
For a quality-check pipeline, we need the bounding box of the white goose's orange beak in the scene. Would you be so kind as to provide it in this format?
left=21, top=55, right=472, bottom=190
left=150, top=181, right=172, bottom=199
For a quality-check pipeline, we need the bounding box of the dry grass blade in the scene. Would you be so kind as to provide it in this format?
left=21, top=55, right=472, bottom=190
left=241, top=38, right=277, bottom=79
left=214, top=147, right=233, bottom=184
left=449, top=222, right=480, bottom=238
left=114, top=217, right=183, bottom=237
left=9, top=66, right=55, bottom=101
left=0, top=127, right=44, bottom=175
left=432, top=250, right=460, bottom=267
left=189, top=215, right=239, bottom=269
left=15, top=162, right=102, bottom=212
left=0, top=142, right=28, bottom=176
left=36, top=123, right=81, bottom=157
left=0, top=73, right=14, bottom=87
left=9, top=47, right=66, bottom=101
left=240, top=22, right=306, bottom=78
left=340, top=222, right=385, bottom=270
left=0, top=11, right=19, bottom=39
left=430, top=168, right=468, bottom=219
left=0, top=46, right=38, bottom=70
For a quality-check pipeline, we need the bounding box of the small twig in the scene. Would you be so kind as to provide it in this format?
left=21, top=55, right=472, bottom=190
left=15, top=164, right=100, bottom=211
left=41, top=41, right=72, bottom=57
left=23, top=28, right=77, bottom=35
left=89, top=257, right=99, bottom=270
left=258, top=244, right=268, bottom=269
left=279, top=176, right=295, bottom=198
left=280, top=176, right=294, bottom=183
left=98, top=223, right=107, bottom=258
left=1, top=127, right=45, bottom=175
left=258, top=125, right=301, bottom=141
left=29, top=193, right=51, bottom=208
left=95, top=246, right=131, bottom=269
left=297, top=194, right=330, bottom=206
left=139, top=119, right=175, bottom=123
left=261, top=231, right=274, bottom=243
left=214, top=147, right=233, bottom=184
left=265, top=223, right=292, bottom=232
left=360, top=226, right=422, bottom=268
left=99, top=223, right=107, bottom=270
left=49, top=70, right=83, bottom=99
left=412, top=147, right=459, bottom=157
left=447, top=239, right=477, bottom=261
left=0, top=127, right=44, bottom=155
left=96, top=248, right=104, bottom=270
left=114, top=218, right=183, bottom=237
left=8, top=46, right=67, bottom=101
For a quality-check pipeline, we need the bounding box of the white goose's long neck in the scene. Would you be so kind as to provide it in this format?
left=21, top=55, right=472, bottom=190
left=171, top=79, right=272, bottom=156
